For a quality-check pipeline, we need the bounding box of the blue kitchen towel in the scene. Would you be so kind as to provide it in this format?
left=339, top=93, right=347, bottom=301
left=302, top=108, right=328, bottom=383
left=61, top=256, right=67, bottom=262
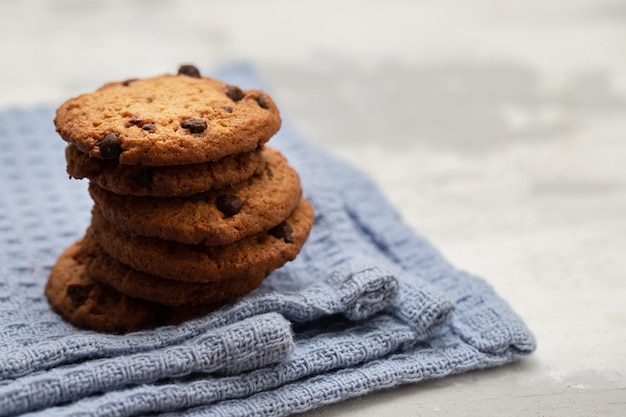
left=0, top=65, right=535, bottom=416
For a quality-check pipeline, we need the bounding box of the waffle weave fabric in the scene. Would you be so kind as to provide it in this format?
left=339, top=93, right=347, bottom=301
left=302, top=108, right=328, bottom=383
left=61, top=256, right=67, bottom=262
left=0, top=65, right=535, bottom=416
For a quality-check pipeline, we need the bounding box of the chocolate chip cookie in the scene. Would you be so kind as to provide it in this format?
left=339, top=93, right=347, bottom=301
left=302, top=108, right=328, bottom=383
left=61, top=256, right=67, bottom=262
left=47, top=65, right=315, bottom=333
left=89, top=147, right=302, bottom=246
left=66, top=145, right=266, bottom=197
left=45, top=241, right=227, bottom=332
left=90, top=198, right=314, bottom=283
left=81, top=229, right=266, bottom=306
left=44, top=241, right=158, bottom=333
left=54, top=66, right=281, bottom=166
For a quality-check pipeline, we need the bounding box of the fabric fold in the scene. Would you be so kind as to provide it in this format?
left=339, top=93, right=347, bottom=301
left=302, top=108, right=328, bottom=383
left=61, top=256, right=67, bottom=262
left=271, top=123, right=455, bottom=336
left=323, top=150, right=535, bottom=356
left=0, top=313, right=293, bottom=416
left=0, top=256, right=398, bottom=380
left=23, top=315, right=419, bottom=417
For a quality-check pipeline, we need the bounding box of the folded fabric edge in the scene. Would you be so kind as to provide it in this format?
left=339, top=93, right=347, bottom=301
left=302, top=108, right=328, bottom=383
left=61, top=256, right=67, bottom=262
left=169, top=330, right=531, bottom=417
left=0, top=313, right=294, bottom=417
left=22, top=314, right=417, bottom=417
left=269, top=126, right=456, bottom=340
left=322, top=150, right=536, bottom=356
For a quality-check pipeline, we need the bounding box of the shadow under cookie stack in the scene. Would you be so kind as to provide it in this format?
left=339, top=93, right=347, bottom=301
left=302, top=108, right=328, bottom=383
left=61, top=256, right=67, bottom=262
left=46, top=65, right=314, bottom=333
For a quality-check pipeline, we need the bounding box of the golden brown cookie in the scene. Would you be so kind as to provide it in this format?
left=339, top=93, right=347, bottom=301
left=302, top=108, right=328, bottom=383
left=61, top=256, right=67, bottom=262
left=89, top=147, right=302, bottom=246
left=90, top=198, right=315, bottom=283
left=81, top=228, right=266, bottom=306
left=44, top=241, right=158, bottom=333
left=45, top=241, right=224, bottom=333
left=54, top=66, right=281, bottom=166
left=66, top=145, right=266, bottom=197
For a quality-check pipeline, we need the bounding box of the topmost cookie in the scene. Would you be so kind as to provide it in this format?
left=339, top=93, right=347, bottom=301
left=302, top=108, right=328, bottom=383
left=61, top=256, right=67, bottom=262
left=54, top=65, right=281, bottom=166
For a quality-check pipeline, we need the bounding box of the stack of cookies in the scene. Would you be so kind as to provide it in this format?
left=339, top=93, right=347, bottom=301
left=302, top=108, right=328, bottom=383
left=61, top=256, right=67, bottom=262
left=45, top=65, right=314, bottom=333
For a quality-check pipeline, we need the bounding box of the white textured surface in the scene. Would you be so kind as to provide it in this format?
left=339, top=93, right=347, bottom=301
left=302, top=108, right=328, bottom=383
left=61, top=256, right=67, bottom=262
left=1, top=0, right=625, bottom=415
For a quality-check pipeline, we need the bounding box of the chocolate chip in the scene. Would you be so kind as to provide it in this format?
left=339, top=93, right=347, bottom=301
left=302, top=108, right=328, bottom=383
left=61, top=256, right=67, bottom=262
left=99, top=132, right=123, bottom=160
left=142, top=123, right=155, bottom=132
left=269, top=222, right=293, bottom=243
left=131, top=170, right=153, bottom=189
left=67, top=284, right=92, bottom=307
left=256, top=95, right=269, bottom=109
left=125, top=116, right=142, bottom=127
left=224, top=106, right=233, bottom=113
left=267, top=168, right=274, bottom=179
left=225, top=85, right=244, bottom=102
left=178, top=64, right=201, bottom=78
left=181, top=118, right=207, bottom=134
left=122, top=78, right=137, bottom=86
left=216, top=195, right=243, bottom=217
